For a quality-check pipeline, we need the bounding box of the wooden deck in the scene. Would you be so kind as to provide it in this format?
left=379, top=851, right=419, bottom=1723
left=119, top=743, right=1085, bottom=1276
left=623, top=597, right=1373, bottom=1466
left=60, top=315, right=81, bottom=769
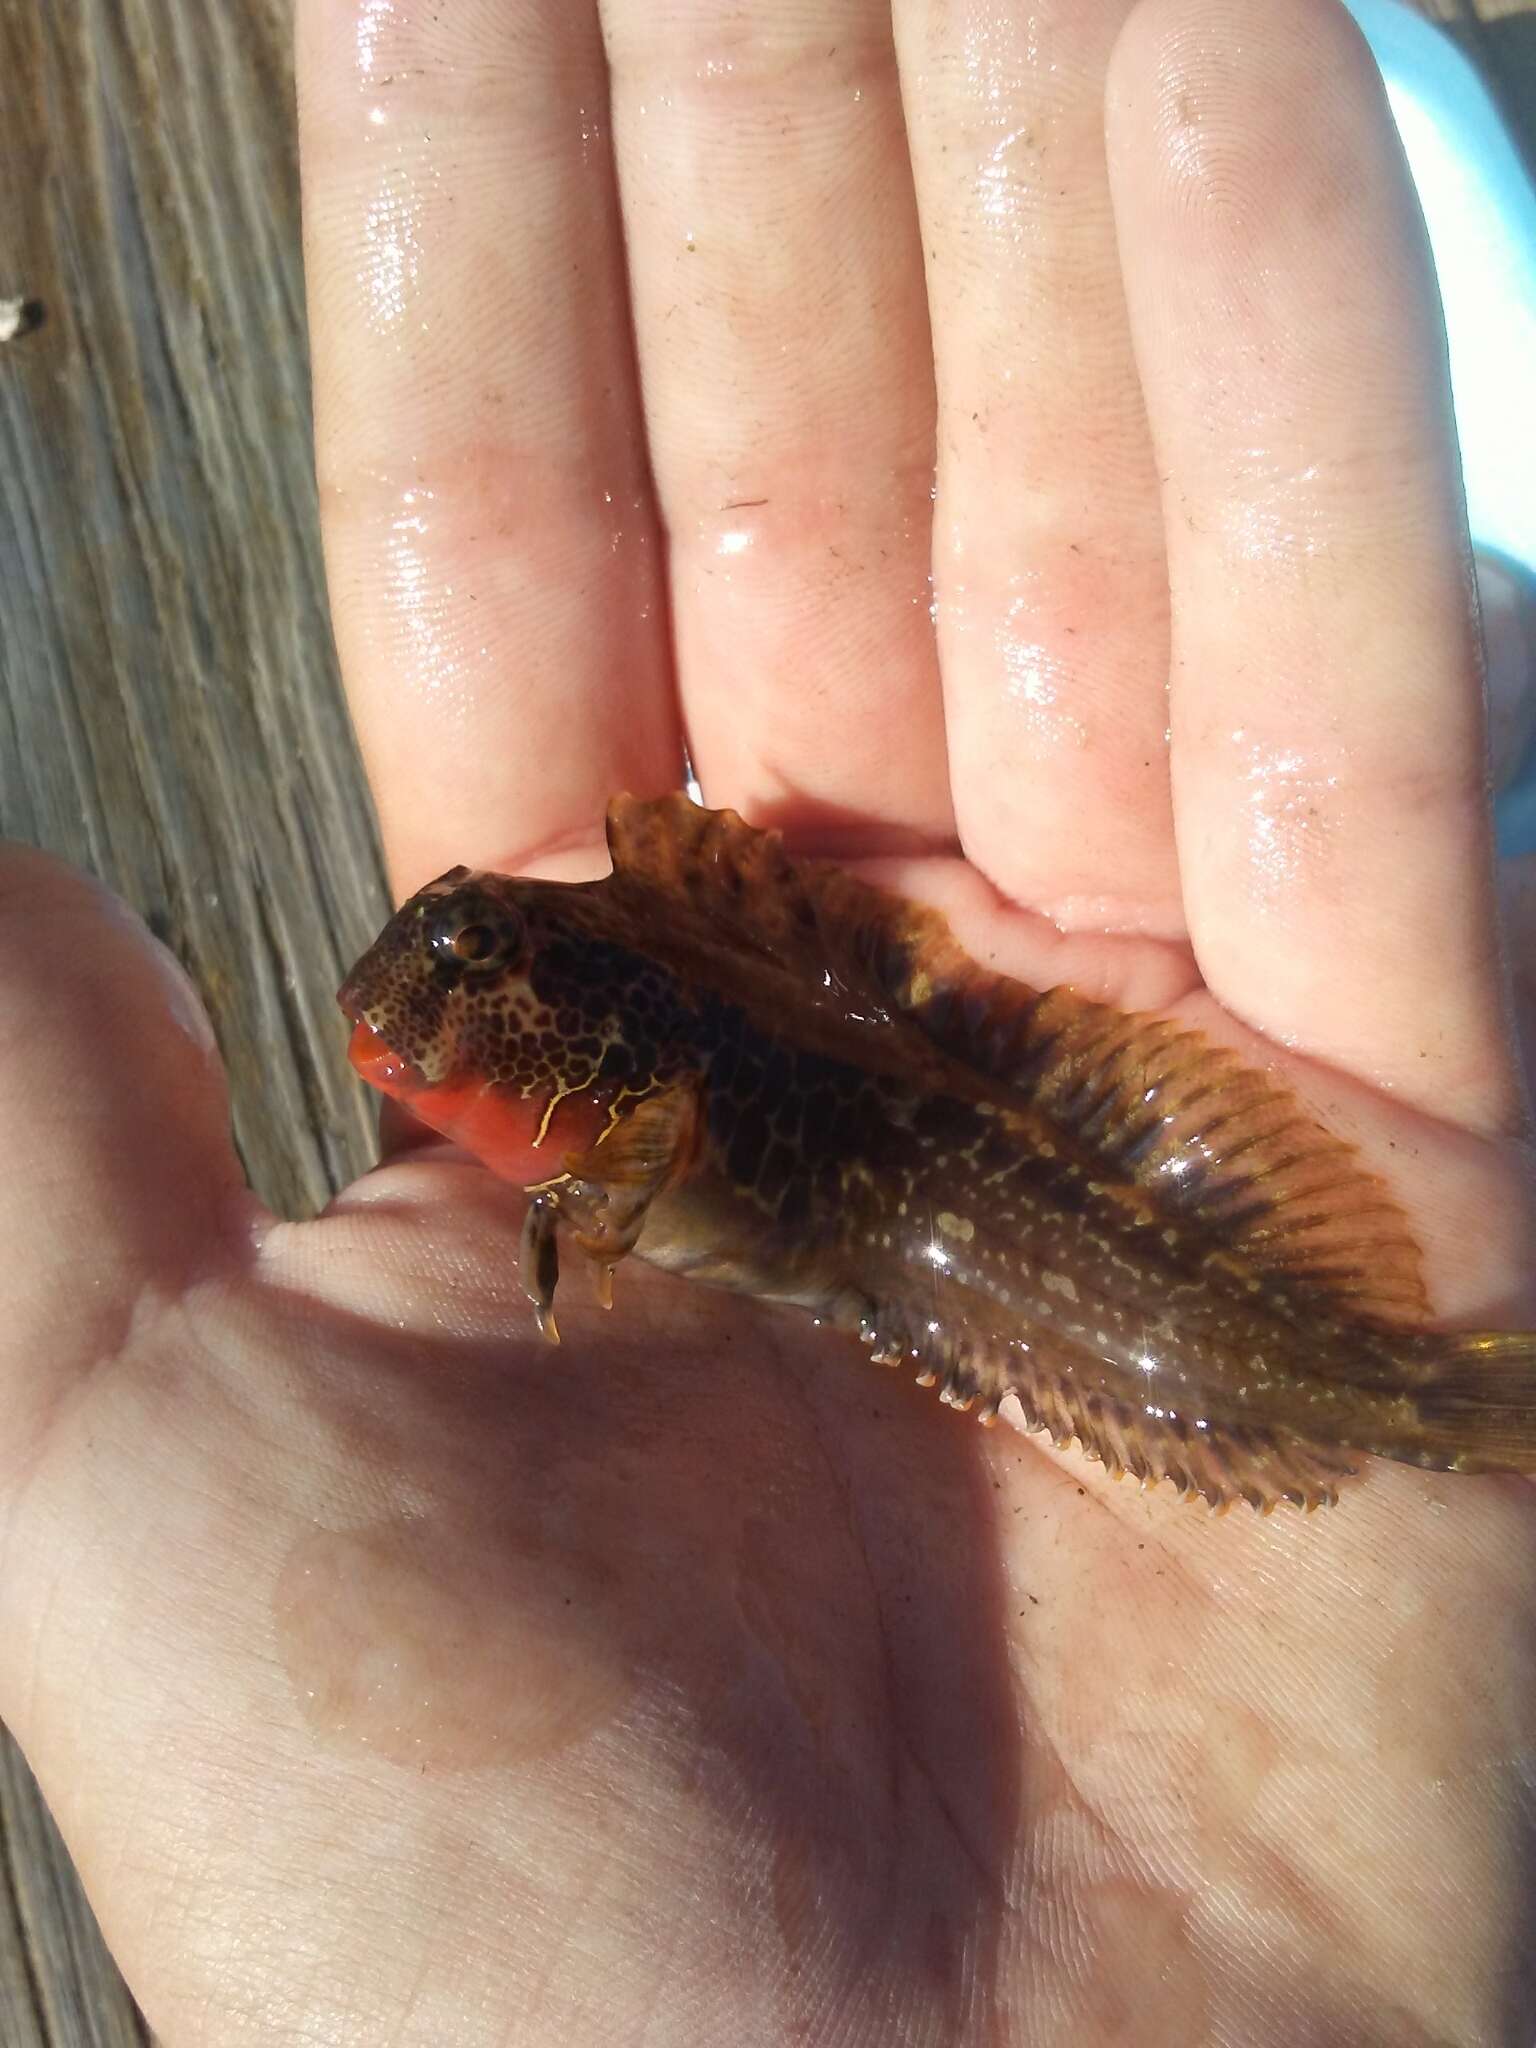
left=0, top=1, right=1530, bottom=2039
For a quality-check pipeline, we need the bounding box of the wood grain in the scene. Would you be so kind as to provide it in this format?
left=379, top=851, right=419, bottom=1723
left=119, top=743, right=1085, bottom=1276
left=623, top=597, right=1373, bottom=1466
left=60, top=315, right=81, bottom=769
left=1, top=1737, right=147, bottom=2048
left=0, top=0, right=1531, bottom=2039
left=0, top=0, right=382, bottom=2039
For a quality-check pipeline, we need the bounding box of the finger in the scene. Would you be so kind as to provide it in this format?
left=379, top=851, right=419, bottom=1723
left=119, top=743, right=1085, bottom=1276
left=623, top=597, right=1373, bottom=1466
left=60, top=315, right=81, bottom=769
left=894, top=0, right=1181, bottom=933
left=298, top=0, right=684, bottom=892
left=600, top=0, right=950, bottom=852
left=0, top=850, right=254, bottom=1482
left=1107, top=0, right=1518, bottom=1130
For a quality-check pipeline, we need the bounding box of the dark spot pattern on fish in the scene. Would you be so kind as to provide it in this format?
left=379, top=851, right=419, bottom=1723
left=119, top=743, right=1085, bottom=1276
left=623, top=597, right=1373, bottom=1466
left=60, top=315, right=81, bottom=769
left=338, top=794, right=1536, bottom=1511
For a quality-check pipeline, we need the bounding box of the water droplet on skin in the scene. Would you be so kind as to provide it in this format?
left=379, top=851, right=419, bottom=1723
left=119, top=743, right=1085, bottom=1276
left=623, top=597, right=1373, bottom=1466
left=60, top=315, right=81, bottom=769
left=360, top=169, right=427, bottom=335
left=576, top=104, right=604, bottom=161
left=380, top=485, right=471, bottom=703
left=355, top=0, right=396, bottom=82
left=1232, top=734, right=1342, bottom=912
left=973, top=124, right=1036, bottom=240
left=1221, top=458, right=1329, bottom=563
left=995, top=598, right=1088, bottom=747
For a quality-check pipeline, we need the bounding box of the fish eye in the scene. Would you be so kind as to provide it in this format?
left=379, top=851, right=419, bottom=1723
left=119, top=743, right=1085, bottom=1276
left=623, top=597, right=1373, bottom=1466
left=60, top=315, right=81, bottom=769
left=428, top=900, right=523, bottom=975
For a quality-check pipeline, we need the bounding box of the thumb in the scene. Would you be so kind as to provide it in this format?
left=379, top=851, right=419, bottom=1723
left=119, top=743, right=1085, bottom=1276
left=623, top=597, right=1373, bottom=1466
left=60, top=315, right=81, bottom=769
left=0, top=846, right=256, bottom=1480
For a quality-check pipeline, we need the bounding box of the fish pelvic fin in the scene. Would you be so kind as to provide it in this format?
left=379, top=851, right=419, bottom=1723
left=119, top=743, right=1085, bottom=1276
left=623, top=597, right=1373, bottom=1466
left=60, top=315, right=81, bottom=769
left=1407, top=1330, right=1536, bottom=1472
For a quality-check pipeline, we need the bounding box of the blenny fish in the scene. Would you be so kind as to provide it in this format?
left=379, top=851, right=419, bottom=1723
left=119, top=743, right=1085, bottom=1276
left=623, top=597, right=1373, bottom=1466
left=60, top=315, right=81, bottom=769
left=339, top=793, right=1536, bottom=1511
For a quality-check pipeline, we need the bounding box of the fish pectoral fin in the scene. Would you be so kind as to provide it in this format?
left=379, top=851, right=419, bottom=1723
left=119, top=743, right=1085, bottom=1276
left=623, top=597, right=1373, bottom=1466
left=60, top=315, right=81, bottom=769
left=603, top=793, right=954, bottom=1058
left=522, top=1081, right=703, bottom=1328
left=564, top=1080, right=704, bottom=1195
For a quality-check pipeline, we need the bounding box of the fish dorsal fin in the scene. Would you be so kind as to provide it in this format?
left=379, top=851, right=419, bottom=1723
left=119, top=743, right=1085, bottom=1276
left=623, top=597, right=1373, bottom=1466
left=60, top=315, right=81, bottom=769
left=604, top=795, right=1428, bottom=1326
left=892, top=974, right=1430, bottom=1328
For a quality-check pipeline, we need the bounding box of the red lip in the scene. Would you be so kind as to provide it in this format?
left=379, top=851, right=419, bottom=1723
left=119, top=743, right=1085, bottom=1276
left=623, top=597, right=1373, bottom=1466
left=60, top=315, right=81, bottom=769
left=345, top=1020, right=613, bottom=1187
left=347, top=1019, right=419, bottom=1094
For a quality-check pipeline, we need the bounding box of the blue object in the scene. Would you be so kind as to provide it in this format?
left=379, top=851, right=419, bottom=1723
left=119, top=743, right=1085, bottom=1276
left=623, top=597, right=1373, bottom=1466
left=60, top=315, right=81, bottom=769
left=1342, top=0, right=1536, bottom=853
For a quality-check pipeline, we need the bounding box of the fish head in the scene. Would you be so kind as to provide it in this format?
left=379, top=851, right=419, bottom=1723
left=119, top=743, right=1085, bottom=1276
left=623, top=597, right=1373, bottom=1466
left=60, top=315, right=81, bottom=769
left=338, top=866, right=654, bottom=1182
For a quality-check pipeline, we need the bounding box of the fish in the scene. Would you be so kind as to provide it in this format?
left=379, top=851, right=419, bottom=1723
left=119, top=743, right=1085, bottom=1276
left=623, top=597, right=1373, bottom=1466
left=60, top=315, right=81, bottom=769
left=337, top=792, right=1536, bottom=1511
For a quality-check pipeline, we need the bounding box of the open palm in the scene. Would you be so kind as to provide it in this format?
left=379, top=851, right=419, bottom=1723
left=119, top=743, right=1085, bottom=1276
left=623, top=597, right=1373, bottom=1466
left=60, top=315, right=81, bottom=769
left=3, top=0, right=1534, bottom=2040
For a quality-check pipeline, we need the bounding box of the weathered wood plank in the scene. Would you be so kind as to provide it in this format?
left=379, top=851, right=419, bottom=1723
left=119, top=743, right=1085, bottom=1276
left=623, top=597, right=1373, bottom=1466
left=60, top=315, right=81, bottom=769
left=0, top=0, right=385, bottom=1215
left=0, top=0, right=386, bottom=2039
left=0, top=1733, right=148, bottom=2048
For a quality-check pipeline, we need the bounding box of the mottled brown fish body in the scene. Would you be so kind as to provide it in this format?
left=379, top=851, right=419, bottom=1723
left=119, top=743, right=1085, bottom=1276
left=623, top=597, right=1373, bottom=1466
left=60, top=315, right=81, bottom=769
left=339, top=795, right=1536, bottom=1512
left=633, top=1024, right=1435, bottom=1509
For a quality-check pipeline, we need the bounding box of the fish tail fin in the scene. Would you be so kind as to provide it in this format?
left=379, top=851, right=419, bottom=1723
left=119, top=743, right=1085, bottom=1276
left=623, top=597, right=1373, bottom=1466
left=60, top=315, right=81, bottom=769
left=1411, top=1330, right=1536, bottom=1471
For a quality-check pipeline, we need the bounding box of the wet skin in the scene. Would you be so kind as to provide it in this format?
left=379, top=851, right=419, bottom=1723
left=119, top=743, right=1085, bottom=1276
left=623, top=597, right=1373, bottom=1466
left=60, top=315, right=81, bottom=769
left=2, top=0, right=1536, bottom=2044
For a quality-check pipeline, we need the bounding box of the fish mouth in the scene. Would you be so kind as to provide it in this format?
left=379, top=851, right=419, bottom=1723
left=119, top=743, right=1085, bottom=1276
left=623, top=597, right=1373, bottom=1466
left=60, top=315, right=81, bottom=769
left=336, top=968, right=421, bottom=1081
left=346, top=1017, right=423, bottom=1094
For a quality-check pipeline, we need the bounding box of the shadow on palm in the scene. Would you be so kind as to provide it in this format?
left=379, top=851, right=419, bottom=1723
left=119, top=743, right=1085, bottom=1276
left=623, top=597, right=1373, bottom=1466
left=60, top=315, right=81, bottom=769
left=269, top=1154, right=1031, bottom=2032
left=3, top=831, right=1533, bottom=2038
left=279, top=905, right=1536, bottom=2033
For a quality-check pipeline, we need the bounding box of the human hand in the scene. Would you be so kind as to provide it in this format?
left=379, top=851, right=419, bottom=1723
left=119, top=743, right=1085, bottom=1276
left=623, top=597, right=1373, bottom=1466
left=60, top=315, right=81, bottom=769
left=3, top=0, right=1533, bottom=2040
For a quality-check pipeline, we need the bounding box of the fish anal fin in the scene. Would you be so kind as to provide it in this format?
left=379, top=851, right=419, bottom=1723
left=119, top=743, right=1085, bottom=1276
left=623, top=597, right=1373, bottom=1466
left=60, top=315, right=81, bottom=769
left=854, top=1304, right=1358, bottom=1510
left=1016, top=1376, right=1360, bottom=1513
